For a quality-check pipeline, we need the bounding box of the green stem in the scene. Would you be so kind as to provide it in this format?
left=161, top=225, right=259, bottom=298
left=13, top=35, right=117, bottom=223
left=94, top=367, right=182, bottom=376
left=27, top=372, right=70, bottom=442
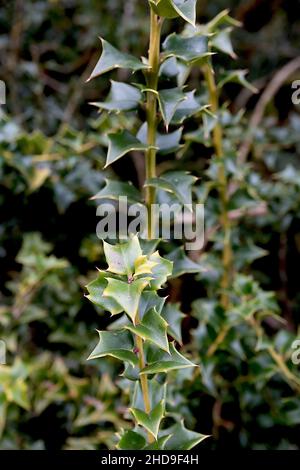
left=145, top=11, right=162, bottom=239
left=203, top=61, right=233, bottom=310
left=134, top=9, right=162, bottom=444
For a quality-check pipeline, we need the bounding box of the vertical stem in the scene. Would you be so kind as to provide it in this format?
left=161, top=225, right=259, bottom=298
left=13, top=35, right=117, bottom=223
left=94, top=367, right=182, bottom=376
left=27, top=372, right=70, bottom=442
left=203, top=62, right=233, bottom=310
left=134, top=9, right=162, bottom=444
left=145, top=11, right=162, bottom=239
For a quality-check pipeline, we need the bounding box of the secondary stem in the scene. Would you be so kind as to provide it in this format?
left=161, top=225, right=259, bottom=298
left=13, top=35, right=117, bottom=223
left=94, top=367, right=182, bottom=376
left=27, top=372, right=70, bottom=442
left=203, top=61, right=233, bottom=309
left=134, top=10, right=162, bottom=444
left=145, top=10, right=162, bottom=239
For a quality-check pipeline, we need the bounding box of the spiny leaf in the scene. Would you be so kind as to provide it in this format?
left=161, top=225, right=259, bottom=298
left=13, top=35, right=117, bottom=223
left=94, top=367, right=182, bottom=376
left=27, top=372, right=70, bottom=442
left=146, top=171, right=197, bottom=206
left=161, top=302, right=185, bottom=344
left=87, top=38, right=148, bottom=81
left=218, top=70, right=258, bottom=94
left=163, top=33, right=210, bottom=64
left=211, top=28, right=237, bottom=59
left=103, top=235, right=142, bottom=276
left=160, top=57, right=189, bottom=87
left=150, top=0, right=197, bottom=26
left=85, top=271, right=123, bottom=316
left=206, top=9, right=241, bottom=32
left=91, top=178, right=141, bottom=204
left=137, top=123, right=183, bottom=155
left=161, top=421, right=210, bottom=449
left=105, top=130, right=150, bottom=167
left=158, top=87, right=186, bottom=129
left=141, top=342, right=197, bottom=374
left=130, top=400, right=165, bottom=439
left=90, top=80, right=142, bottom=112
left=117, top=430, right=146, bottom=450
left=149, top=251, right=173, bottom=290
left=125, top=308, right=169, bottom=352
left=167, top=246, right=205, bottom=277
left=103, top=277, right=150, bottom=324
left=172, top=91, right=207, bottom=124
left=87, top=330, right=138, bottom=367
left=139, top=291, right=167, bottom=319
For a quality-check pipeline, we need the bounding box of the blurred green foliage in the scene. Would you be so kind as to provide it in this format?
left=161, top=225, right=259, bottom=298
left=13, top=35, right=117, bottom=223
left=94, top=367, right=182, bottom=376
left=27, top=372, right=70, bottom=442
left=1, top=0, right=300, bottom=450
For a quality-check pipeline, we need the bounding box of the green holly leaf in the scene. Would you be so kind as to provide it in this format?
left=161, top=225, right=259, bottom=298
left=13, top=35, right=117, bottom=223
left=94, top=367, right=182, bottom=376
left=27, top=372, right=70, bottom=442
left=137, top=123, right=183, bottom=155
left=91, top=178, right=141, bottom=204
left=150, top=0, right=197, bottom=26
left=160, top=57, right=189, bottom=87
left=173, top=91, right=208, bottom=124
left=141, top=342, right=197, bottom=374
left=211, top=28, right=237, bottom=59
left=85, top=271, right=123, bottom=316
left=206, top=9, right=241, bottom=32
left=87, top=38, right=148, bottom=81
left=163, top=33, right=210, bottom=64
left=149, top=251, right=173, bottom=290
left=158, top=88, right=187, bottom=129
left=161, top=421, right=210, bottom=449
left=139, top=291, right=167, bottom=318
left=103, top=277, right=150, bottom=324
left=105, top=130, right=150, bottom=167
left=126, top=308, right=169, bottom=352
left=146, top=171, right=197, bottom=206
left=90, top=80, right=142, bottom=112
left=167, top=247, right=205, bottom=277
left=103, top=235, right=142, bottom=276
left=161, top=303, right=185, bottom=344
left=218, top=70, right=258, bottom=94
left=117, top=430, right=146, bottom=450
left=87, top=330, right=138, bottom=367
left=130, top=400, right=165, bottom=439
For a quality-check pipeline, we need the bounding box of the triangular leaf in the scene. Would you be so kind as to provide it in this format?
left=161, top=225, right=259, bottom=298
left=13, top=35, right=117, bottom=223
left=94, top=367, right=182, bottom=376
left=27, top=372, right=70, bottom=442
left=161, top=421, right=210, bottom=450
left=161, top=303, right=185, bottom=344
left=146, top=171, right=197, bottom=206
left=211, top=28, right=237, bottom=59
left=125, top=308, right=169, bottom=352
left=105, top=130, right=150, bottom=167
left=218, top=70, right=258, bottom=94
left=163, top=33, right=210, bottom=63
left=141, top=342, right=197, bottom=374
left=88, top=330, right=138, bottom=367
left=130, top=400, right=165, bottom=439
left=91, top=178, right=141, bottom=204
left=85, top=271, right=123, bottom=316
left=103, top=235, right=142, bottom=276
left=137, top=123, right=182, bottom=155
left=167, top=247, right=205, bottom=277
left=103, top=277, right=150, bottom=324
left=87, top=38, right=148, bottom=81
left=90, top=80, right=142, bottom=112
left=158, top=88, right=186, bottom=129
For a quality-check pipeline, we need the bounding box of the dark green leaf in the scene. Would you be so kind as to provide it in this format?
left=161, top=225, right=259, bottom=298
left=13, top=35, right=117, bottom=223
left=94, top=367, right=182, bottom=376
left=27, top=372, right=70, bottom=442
left=90, top=81, right=142, bottom=112
left=161, top=303, right=185, bottom=344
left=126, top=308, right=169, bottom=352
left=163, top=33, right=210, bottom=64
left=85, top=271, right=123, bottom=316
left=161, top=421, right=209, bottom=449
left=118, top=430, right=146, bottom=450
left=87, top=330, right=138, bottom=367
left=141, top=342, right=197, bottom=374
left=91, top=178, right=141, bottom=204
left=130, top=400, right=165, bottom=439
left=105, top=130, right=150, bottom=167
left=87, top=38, right=148, bottom=81
left=158, top=88, right=186, bottom=129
